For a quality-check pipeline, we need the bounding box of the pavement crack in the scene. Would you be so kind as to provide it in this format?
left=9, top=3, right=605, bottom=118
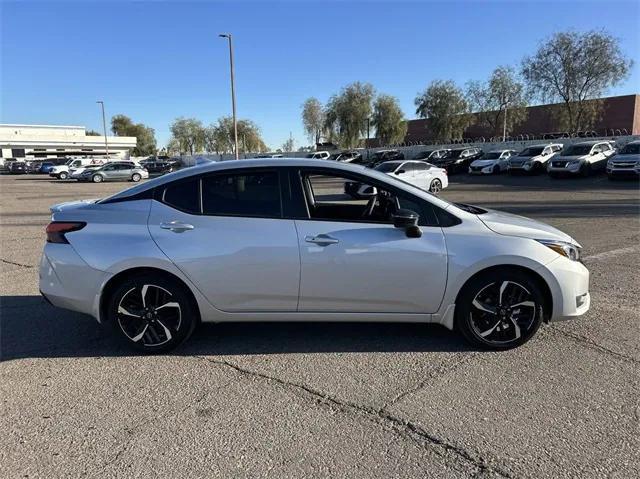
left=548, top=326, right=639, bottom=365
left=195, top=355, right=512, bottom=478
left=0, top=258, right=35, bottom=268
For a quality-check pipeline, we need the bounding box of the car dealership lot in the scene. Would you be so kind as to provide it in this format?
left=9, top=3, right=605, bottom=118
left=1, top=173, right=638, bottom=478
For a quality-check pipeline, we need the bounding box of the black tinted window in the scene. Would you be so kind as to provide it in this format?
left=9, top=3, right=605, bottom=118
left=202, top=171, right=281, bottom=217
left=163, top=178, right=200, bottom=214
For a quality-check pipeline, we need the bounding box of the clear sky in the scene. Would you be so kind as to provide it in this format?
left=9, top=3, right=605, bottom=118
left=1, top=0, right=638, bottom=150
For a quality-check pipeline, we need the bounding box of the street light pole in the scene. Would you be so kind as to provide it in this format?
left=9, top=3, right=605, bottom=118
left=96, top=100, right=109, bottom=158
left=219, top=33, right=239, bottom=160
left=502, top=100, right=510, bottom=143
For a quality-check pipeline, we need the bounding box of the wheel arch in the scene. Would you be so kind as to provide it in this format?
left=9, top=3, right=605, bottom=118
left=454, top=264, right=553, bottom=322
left=99, top=266, right=201, bottom=324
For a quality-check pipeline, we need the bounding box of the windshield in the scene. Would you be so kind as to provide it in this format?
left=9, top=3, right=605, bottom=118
left=374, top=162, right=401, bottom=173
left=620, top=143, right=640, bottom=155
left=484, top=153, right=500, bottom=159
left=518, top=147, right=544, bottom=157
left=563, top=145, right=592, bottom=156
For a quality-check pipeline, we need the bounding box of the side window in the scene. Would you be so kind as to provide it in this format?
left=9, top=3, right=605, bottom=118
left=591, top=145, right=601, bottom=154
left=163, top=178, right=200, bottom=214
left=202, top=171, right=281, bottom=217
left=553, top=145, right=562, bottom=152
left=413, top=162, right=427, bottom=171
left=600, top=143, right=610, bottom=152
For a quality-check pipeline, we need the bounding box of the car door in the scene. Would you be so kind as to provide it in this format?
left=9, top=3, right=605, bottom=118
left=412, top=162, right=432, bottom=189
left=147, top=169, right=300, bottom=312
left=293, top=168, right=448, bottom=313
left=393, top=162, right=414, bottom=184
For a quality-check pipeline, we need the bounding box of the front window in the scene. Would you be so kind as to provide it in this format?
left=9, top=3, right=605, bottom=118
left=620, top=143, right=640, bottom=155
left=517, top=147, right=544, bottom=157
left=562, top=145, right=593, bottom=156
left=448, top=150, right=464, bottom=159
left=374, top=162, right=400, bottom=173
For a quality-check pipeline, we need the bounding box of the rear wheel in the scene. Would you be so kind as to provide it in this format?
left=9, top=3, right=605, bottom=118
left=429, top=178, right=442, bottom=194
left=107, top=274, right=197, bottom=353
left=455, top=269, right=544, bottom=350
left=92, top=174, right=103, bottom=183
left=131, top=173, right=142, bottom=182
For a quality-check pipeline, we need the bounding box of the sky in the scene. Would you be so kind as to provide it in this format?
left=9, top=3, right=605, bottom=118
left=1, top=0, right=639, bottom=150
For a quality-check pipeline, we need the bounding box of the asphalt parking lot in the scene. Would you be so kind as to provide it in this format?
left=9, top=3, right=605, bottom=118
left=1, top=171, right=639, bottom=478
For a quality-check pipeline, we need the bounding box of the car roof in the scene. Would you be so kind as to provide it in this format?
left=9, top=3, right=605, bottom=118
left=102, top=158, right=453, bottom=210
left=571, top=140, right=608, bottom=146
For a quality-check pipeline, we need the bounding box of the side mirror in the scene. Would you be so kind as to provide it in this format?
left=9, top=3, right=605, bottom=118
left=395, top=169, right=406, bottom=175
left=359, top=186, right=378, bottom=198
left=392, top=209, right=422, bottom=238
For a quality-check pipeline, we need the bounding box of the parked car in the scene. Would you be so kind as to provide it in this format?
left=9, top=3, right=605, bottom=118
left=38, top=161, right=56, bottom=174
left=373, top=160, right=448, bottom=193
left=50, top=158, right=99, bottom=179
left=40, top=158, right=590, bottom=353
left=368, top=149, right=405, bottom=167
left=413, top=149, right=450, bottom=162
left=26, top=161, right=43, bottom=174
left=140, top=160, right=178, bottom=175
left=508, top=144, right=563, bottom=174
left=547, top=141, right=616, bottom=177
left=306, top=151, right=331, bottom=160
left=606, top=140, right=640, bottom=179
left=330, top=150, right=363, bottom=163
left=469, top=150, right=516, bottom=175
left=8, top=161, right=27, bottom=174
left=255, top=154, right=283, bottom=158
left=432, top=148, right=483, bottom=174
left=77, top=162, right=148, bottom=183
left=70, top=165, right=102, bottom=179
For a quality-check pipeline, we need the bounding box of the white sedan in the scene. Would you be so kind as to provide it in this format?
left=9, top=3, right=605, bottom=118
left=40, top=158, right=589, bottom=353
left=374, top=160, right=448, bottom=193
left=469, top=150, right=516, bottom=175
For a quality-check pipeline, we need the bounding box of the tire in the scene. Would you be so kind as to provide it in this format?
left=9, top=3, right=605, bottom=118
left=131, top=173, right=142, bottom=182
left=92, top=174, right=103, bottom=183
left=106, top=273, right=198, bottom=353
left=580, top=163, right=591, bottom=177
left=58, top=171, right=68, bottom=180
left=455, top=269, right=545, bottom=350
left=429, top=178, right=442, bottom=194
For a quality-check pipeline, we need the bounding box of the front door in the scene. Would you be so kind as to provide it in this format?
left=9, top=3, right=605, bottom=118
left=294, top=169, right=448, bottom=313
left=148, top=170, right=300, bottom=312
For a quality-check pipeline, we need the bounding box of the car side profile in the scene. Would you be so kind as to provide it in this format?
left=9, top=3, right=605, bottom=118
left=547, top=141, right=616, bottom=177
left=77, top=161, right=149, bottom=183
left=40, top=159, right=590, bottom=353
left=508, top=143, right=563, bottom=174
left=469, top=149, right=516, bottom=175
left=373, top=160, right=448, bottom=193
left=432, top=147, right=483, bottom=174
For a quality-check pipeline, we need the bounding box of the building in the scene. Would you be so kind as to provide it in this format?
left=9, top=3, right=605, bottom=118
left=402, top=94, right=640, bottom=145
left=0, top=124, right=137, bottom=163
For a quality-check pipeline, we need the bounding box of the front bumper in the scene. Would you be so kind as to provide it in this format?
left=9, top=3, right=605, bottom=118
left=548, top=161, right=582, bottom=175
left=538, top=256, right=590, bottom=321
left=606, top=165, right=640, bottom=177
left=39, top=243, right=112, bottom=322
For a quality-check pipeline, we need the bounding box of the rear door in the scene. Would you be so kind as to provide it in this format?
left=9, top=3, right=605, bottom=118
left=148, top=169, right=300, bottom=312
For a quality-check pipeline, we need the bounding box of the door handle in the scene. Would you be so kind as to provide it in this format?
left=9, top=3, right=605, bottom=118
left=305, top=234, right=339, bottom=246
left=160, top=221, right=195, bottom=233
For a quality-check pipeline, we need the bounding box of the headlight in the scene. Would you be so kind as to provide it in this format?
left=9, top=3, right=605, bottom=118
left=537, top=239, right=581, bottom=261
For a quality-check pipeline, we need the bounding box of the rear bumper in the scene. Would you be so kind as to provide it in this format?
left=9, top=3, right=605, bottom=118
left=39, top=244, right=112, bottom=322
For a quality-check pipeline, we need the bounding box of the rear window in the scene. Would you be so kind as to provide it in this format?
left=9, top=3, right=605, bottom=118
left=163, top=178, right=200, bottom=214
left=202, top=171, right=281, bottom=217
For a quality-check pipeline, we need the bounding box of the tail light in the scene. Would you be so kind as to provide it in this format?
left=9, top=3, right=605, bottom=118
left=46, top=222, right=86, bottom=244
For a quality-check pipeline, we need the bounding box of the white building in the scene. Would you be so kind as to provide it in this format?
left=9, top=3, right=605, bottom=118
left=0, top=124, right=137, bottom=164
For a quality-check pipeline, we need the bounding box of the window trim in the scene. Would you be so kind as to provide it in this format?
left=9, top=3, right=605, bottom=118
left=291, top=166, right=444, bottom=227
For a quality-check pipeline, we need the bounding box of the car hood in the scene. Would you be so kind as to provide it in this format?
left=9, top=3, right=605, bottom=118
left=511, top=154, right=543, bottom=162
left=471, top=159, right=498, bottom=167
left=555, top=154, right=589, bottom=161
left=611, top=154, right=640, bottom=162
left=478, top=208, right=578, bottom=245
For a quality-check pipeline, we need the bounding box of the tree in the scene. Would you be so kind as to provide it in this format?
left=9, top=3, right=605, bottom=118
left=301, top=98, right=325, bottom=146
left=110, top=114, right=157, bottom=156
left=371, top=94, right=407, bottom=145
left=86, top=129, right=101, bottom=136
left=282, top=137, right=294, bottom=152
left=466, top=66, right=529, bottom=138
left=521, top=30, right=633, bottom=133
left=169, top=117, right=205, bottom=155
left=324, top=82, right=375, bottom=148
left=414, top=80, right=472, bottom=141
left=204, top=117, right=268, bottom=154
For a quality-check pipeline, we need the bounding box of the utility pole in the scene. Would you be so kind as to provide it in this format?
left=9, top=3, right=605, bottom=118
left=502, top=100, right=510, bottom=142
left=96, top=100, right=109, bottom=158
left=219, top=33, right=239, bottom=160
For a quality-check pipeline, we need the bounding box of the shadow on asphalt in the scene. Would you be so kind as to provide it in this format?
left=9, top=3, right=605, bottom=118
left=0, top=296, right=472, bottom=360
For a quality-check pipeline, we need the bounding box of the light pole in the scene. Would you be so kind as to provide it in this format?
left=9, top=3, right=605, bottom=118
left=96, top=100, right=109, bottom=158
left=219, top=33, right=239, bottom=160
left=502, top=100, right=510, bottom=143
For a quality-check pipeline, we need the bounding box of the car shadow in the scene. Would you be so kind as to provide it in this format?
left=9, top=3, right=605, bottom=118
left=0, top=296, right=473, bottom=360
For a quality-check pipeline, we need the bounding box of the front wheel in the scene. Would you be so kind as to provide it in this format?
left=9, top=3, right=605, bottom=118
left=429, top=178, right=443, bottom=194
left=107, top=274, right=197, bottom=353
left=455, top=270, right=544, bottom=350
left=58, top=171, right=69, bottom=180
left=92, top=174, right=103, bottom=183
